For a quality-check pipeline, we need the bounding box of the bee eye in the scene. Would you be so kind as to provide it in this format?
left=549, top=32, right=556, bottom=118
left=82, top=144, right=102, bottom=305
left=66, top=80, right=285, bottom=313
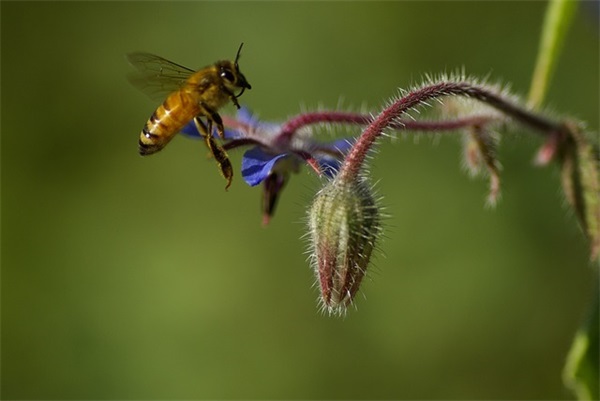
left=220, top=69, right=235, bottom=83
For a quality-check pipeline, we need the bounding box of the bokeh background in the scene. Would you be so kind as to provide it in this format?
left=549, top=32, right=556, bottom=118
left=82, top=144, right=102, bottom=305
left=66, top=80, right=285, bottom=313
left=2, top=2, right=598, bottom=399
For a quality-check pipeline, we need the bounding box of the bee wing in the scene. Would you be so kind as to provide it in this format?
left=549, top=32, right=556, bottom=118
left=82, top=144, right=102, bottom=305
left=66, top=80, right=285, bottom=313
left=126, top=52, right=195, bottom=101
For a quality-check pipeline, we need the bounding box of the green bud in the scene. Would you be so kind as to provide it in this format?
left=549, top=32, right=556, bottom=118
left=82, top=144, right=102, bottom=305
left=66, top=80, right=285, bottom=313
left=558, top=123, right=600, bottom=261
left=462, top=126, right=501, bottom=206
left=308, top=176, right=382, bottom=315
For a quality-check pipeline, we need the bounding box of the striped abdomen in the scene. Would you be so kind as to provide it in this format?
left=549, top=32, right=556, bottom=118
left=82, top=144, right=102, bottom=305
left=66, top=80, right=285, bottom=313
left=139, top=91, right=199, bottom=156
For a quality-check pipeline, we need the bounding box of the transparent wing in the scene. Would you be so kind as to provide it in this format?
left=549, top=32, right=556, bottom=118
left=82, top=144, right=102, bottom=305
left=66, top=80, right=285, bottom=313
left=126, top=52, right=195, bottom=101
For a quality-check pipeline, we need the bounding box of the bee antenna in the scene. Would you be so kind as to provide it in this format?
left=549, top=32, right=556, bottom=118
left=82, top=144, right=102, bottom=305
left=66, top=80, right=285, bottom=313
left=235, top=42, right=244, bottom=67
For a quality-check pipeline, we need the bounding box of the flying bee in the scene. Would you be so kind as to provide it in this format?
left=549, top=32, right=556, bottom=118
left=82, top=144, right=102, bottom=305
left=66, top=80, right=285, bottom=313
left=127, top=43, right=252, bottom=189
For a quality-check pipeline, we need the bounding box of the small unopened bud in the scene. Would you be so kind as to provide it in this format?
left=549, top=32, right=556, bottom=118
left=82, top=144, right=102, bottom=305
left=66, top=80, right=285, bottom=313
left=535, top=131, right=563, bottom=166
left=558, top=122, right=600, bottom=261
left=462, top=127, right=501, bottom=206
left=308, top=176, right=382, bottom=315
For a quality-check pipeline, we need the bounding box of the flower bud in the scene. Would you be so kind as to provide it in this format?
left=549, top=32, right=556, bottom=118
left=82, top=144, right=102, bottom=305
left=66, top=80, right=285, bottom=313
left=558, top=123, right=600, bottom=261
left=462, top=127, right=501, bottom=206
left=308, top=176, right=382, bottom=315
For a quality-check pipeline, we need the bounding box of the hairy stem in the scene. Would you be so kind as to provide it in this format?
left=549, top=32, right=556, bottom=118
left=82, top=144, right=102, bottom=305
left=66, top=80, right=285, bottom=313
left=279, top=112, right=370, bottom=140
left=224, top=110, right=500, bottom=153
left=339, top=80, right=565, bottom=181
left=278, top=111, right=501, bottom=141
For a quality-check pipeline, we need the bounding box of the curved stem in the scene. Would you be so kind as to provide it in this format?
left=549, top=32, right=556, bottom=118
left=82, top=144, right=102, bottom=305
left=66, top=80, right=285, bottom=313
left=339, top=80, right=564, bottom=181
left=279, top=112, right=370, bottom=141
left=280, top=110, right=500, bottom=138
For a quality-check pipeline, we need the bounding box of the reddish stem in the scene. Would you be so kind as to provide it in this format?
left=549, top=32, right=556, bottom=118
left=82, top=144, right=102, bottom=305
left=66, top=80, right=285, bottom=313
left=278, top=111, right=499, bottom=143
left=339, top=81, right=563, bottom=181
left=279, top=112, right=370, bottom=141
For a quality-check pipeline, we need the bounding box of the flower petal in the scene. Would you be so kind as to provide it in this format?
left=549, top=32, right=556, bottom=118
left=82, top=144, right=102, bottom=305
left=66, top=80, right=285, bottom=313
left=237, top=106, right=258, bottom=126
left=241, top=147, right=289, bottom=186
left=237, top=107, right=281, bottom=133
left=261, top=172, right=288, bottom=226
left=179, top=120, right=240, bottom=140
left=318, top=139, right=353, bottom=178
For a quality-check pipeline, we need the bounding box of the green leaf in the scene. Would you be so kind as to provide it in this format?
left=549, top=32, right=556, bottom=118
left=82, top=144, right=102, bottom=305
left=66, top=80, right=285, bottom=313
left=528, top=0, right=578, bottom=109
left=563, top=284, right=599, bottom=400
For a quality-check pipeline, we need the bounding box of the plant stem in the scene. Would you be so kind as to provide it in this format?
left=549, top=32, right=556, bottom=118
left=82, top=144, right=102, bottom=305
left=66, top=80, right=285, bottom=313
left=339, top=80, right=565, bottom=181
left=528, top=0, right=578, bottom=109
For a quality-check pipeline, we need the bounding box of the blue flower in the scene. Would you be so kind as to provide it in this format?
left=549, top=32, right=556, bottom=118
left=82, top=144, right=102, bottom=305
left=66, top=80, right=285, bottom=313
left=179, top=120, right=240, bottom=140
left=180, top=108, right=353, bottom=224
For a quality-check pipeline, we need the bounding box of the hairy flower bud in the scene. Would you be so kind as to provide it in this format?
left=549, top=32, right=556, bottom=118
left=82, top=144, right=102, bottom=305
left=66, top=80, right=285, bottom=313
left=558, top=122, right=600, bottom=261
left=308, top=176, right=382, bottom=315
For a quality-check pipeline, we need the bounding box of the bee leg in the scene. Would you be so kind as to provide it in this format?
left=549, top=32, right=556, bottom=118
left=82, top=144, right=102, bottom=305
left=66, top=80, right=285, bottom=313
left=230, top=94, right=241, bottom=110
left=193, top=116, right=209, bottom=137
left=221, top=86, right=241, bottom=110
left=194, top=116, right=233, bottom=190
left=200, top=102, right=225, bottom=139
left=205, top=135, right=233, bottom=191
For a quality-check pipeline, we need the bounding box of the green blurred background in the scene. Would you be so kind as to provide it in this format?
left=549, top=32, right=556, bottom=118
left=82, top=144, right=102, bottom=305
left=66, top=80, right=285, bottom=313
left=2, top=2, right=598, bottom=399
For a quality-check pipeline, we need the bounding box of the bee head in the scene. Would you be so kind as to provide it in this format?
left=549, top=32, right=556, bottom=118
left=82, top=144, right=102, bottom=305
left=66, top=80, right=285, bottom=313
left=218, top=43, right=252, bottom=98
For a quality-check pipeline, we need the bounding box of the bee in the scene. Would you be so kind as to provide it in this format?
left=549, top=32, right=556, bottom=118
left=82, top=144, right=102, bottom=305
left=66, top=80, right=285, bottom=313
left=127, top=43, right=252, bottom=189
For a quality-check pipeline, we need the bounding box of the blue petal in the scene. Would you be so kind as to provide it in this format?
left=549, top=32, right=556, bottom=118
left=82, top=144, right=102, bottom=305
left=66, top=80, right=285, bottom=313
left=318, top=139, right=353, bottom=178
left=330, top=138, right=354, bottom=153
left=237, top=106, right=257, bottom=126
left=241, top=147, right=289, bottom=186
left=237, top=107, right=281, bottom=132
left=179, top=120, right=240, bottom=140
left=180, top=120, right=203, bottom=139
